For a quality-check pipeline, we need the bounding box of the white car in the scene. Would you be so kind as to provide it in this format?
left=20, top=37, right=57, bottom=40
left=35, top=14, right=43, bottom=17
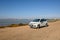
left=29, top=19, right=48, bottom=28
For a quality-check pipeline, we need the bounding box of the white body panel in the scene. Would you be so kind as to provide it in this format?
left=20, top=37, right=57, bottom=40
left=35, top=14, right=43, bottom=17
left=29, top=19, right=48, bottom=28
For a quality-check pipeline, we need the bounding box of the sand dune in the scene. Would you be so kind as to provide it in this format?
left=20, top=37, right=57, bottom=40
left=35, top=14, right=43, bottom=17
left=0, top=21, right=60, bottom=40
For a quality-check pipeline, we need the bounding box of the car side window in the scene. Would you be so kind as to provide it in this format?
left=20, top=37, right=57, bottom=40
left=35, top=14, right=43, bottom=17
left=40, top=19, right=46, bottom=22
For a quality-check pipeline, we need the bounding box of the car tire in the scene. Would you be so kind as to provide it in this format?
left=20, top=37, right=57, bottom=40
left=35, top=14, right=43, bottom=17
left=45, top=23, right=48, bottom=27
left=38, top=24, right=40, bottom=28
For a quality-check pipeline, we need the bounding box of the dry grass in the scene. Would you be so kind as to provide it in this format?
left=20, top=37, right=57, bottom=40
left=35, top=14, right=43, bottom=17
left=0, top=23, right=28, bottom=28
left=0, top=26, right=5, bottom=28
left=47, top=19, right=59, bottom=22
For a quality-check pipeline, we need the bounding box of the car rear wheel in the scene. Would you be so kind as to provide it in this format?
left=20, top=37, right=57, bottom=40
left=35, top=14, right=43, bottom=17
left=38, top=24, right=40, bottom=28
left=45, top=23, right=48, bottom=27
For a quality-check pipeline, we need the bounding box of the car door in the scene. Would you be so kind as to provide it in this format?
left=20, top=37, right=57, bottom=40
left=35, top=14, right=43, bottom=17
left=40, top=19, right=46, bottom=26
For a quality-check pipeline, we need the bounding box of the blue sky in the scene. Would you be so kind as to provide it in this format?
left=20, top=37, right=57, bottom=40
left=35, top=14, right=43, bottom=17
left=0, top=0, right=60, bottom=19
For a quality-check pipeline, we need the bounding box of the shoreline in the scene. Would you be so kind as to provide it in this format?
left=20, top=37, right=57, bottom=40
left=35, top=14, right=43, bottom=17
left=0, top=23, right=28, bottom=28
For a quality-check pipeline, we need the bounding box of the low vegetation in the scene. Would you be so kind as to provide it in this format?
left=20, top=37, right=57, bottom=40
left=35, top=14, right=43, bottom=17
left=0, top=26, right=5, bottom=28
left=0, top=19, right=60, bottom=28
left=0, top=23, right=28, bottom=28
left=47, top=19, right=59, bottom=22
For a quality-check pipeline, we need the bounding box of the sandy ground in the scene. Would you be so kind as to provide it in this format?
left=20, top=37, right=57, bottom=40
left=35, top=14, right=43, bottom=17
left=0, top=21, right=60, bottom=40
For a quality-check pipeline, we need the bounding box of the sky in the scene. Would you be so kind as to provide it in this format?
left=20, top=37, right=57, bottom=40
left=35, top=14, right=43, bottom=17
left=0, top=0, right=60, bottom=19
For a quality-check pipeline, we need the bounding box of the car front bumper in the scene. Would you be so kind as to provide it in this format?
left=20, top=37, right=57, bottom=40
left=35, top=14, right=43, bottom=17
left=29, top=24, right=38, bottom=28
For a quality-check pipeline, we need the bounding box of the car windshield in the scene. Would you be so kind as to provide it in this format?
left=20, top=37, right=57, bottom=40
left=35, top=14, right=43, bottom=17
left=33, top=19, right=40, bottom=22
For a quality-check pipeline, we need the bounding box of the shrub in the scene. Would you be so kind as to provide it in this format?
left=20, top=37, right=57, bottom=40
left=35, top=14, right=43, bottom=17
left=0, top=23, right=28, bottom=28
left=9, top=24, right=19, bottom=27
left=19, top=23, right=28, bottom=26
left=0, top=26, right=5, bottom=28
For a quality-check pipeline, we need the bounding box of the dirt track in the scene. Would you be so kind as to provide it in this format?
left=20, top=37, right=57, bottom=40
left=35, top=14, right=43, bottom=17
left=0, top=21, right=60, bottom=40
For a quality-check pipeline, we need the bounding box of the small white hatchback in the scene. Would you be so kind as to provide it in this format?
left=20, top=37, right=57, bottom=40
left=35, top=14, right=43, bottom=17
left=29, top=19, right=48, bottom=28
